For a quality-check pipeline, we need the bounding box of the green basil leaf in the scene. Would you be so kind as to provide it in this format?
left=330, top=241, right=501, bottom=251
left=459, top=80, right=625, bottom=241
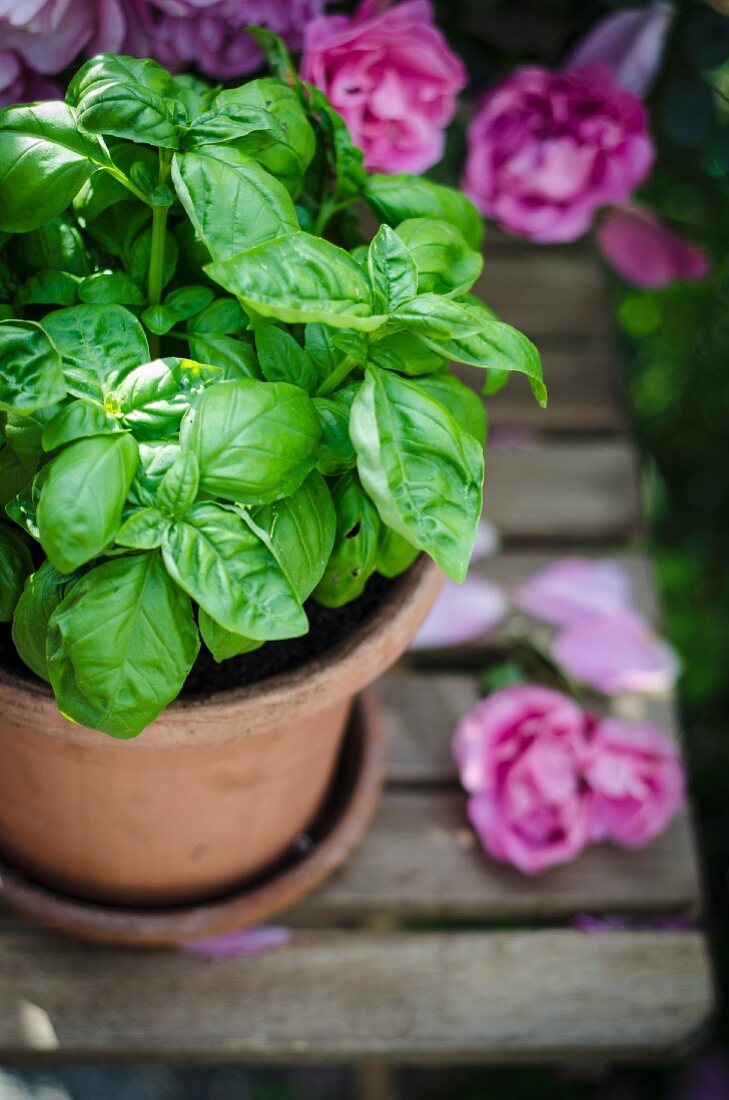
left=42, top=400, right=120, bottom=452
left=70, top=55, right=180, bottom=148
left=5, top=480, right=39, bottom=539
left=0, top=320, right=66, bottom=413
left=172, top=145, right=298, bottom=261
left=187, top=298, right=247, bottom=335
left=313, top=395, right=356, bottom=476
left=47, top=552, right=200, bottom=738
left=395, top=219, right=483, bottom=296
left=116, top=507, right=169, bottom=550
left=0, top=102, right=110, bottom=232
left=365, top=174, right=484, bottom=250
left=367, top=331, right=443, bottom=377
left=391, top=295, right=484, bottom=340
left=0, top=444, right=30, bottom=508
left=41, top=304, right=150, bottom=401
left=4, top=405, right=62, bottom=469
left=162, top=501, right=307, bottom=640
left=422, top=299, right=546, bottom=407
left=11, top=560, right=70, bottom=681
left=198, top=610, right=263, bottom=662
left=304, top=322, right=338, bottom=382
left=0, top=521, right=33, bottom=621
left=113, top=357, right=195, bottom=440
left=10, top=215, right=91, bottom=277
left=206, top=231, right=383, bottom=331
left=255, top=326, right=318, bottom=393
left=304, top=84, right=367, bottom=203
left=170, top=73, right=216, bottom=118
left=127, top=441, right=180, bottom=507
left=37, top=433, right=139, bottom=573
left=313, top=472, right=381, bottom=608
left=416, top=373, right=487, bottom=446
left=18, top=271, right=80, bottom=307
left=482, top=368, right=511, bottom=396
left=191, top=80, right=315, bottom=197
left=187, top=378, right=320, bottom=504
left=165, top=285, right=215, bottom=321
left=350, top=369, right=483, bottom=582
left=78, top=271, right=145, bottom=306
left=254, top=471, right=336, bottom=601
left=367, top=225, right=418, bottom=312
left=141, top=304, right=178, bottom=336
left=156, top=452, right=199, bottom=519
left=187, top=333, right=260, bottom=380
left=376, top=526, right=419, bottom=580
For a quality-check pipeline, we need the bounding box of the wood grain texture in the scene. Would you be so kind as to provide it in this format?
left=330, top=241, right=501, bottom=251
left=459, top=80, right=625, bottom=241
left=292, top=790, right=700, bottom=922
left=487, top=441, right=642, bottom=542
left=0, top=929, right=711, bottom=1062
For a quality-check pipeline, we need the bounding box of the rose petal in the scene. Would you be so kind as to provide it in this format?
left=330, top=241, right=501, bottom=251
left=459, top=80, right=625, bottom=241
left=410, top=576, right=508, bottom=650
left=567, top=3, right=673, bottom=98
left=181, top=925, right=291, bottom=958
left=597, top=206, right=709, bottom=289
left=552, top=610, right=679, bottom=694
left=515, top=557, right=632, bottom=626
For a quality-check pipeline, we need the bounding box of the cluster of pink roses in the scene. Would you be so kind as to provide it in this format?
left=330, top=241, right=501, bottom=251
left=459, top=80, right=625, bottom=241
left=0, top=0, right=326, bottom=106
left=453, top=684, right=684, bottom=875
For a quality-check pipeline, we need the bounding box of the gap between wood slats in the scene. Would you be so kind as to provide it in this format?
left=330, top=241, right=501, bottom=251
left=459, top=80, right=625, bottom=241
left=0, top=930, right=711, bottom=1062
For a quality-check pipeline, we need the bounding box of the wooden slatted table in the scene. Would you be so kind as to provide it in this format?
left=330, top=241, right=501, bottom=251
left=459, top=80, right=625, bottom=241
left=0, top=236, right=714, bottom=1066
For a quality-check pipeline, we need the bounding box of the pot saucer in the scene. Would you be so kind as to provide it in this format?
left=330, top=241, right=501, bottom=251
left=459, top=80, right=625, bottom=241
left=0, top=692, right=384, bottom=946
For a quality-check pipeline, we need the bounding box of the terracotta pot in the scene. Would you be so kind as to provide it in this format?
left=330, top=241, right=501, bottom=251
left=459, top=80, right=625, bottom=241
left=0, top=557, right=442, bottom=908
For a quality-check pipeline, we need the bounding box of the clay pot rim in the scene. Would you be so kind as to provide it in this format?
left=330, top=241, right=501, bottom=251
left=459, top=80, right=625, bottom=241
left=0, top=555, right=443, bottom=747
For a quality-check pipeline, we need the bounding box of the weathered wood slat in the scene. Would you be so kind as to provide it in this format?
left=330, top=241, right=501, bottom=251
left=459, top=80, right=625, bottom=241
left=292, top=791, right=699, bottom=922
left=0, top=929, right=711, bottom=1062
left=487, top=441, right=642, bottom=542
left=475, top=252, right=610, bottom=338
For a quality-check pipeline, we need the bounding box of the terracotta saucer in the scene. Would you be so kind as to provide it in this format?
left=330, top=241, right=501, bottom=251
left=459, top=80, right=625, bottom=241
left=0, top=691, right=384, bottom=947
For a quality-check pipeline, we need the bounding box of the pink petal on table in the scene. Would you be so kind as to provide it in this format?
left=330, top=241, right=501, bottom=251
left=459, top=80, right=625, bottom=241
left=410, top=576, right=508, bottom=650
left=515, top=557, right=632, bottom=626
left=552, top=610, right=679, bottom=694
left=567, top=3, right=673, bottom=97
left=181, top=925, right=291, bottom=958
left=597, top=206, right=709, bottom=289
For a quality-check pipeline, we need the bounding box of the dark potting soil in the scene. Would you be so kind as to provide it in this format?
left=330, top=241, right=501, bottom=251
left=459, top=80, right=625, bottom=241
left=0, top=571, right=396, bottom=697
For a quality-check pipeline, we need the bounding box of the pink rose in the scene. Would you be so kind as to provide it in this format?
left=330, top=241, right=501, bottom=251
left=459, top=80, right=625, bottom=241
left=453, top=686, right=594, bottom=874
left=0, top=50, right=61, bottom=107
left=463, top=63, right=654, bottom=243
left=302, top=0, right=466, bottom=174
left=0, top=0, right=124, bottom=77
left=117, top=0, right=328, bottom=79
left=585, top=717, right=685, bottom=847
left=597, top=206, right=709, bottom=289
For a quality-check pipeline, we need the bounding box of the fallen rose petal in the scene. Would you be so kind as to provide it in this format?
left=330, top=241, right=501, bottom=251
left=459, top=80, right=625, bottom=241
left=181, top=925, right=291, bottom=958
left=552, top=610, right=679, bottom=694
left=515, top=557, right=632, bottom=626
left=597, top=206, right=709, bottom=289
left=567, top=3, right=673, bottom=97
left=410, top=576, right=508, bottom=650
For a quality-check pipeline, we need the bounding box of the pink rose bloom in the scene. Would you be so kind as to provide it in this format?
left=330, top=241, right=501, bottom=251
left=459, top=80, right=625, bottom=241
left=597, top=206, right=709, bottom=289
left=552, top=609, right=679, bottom=695
left=118, top=0, right=327, bottom=79
left=0, top=0, right=125, bottom=76
left=463, top=63, right=654, bottom=243
left=302, top=0, right=466, bottom=174
left=585, top=716, right=685, bottom=847
left=453, top=686, right=594, bottom=874
left=0, top=50, right=60, bottom=107
left=515, top=557, right=632, bottom=626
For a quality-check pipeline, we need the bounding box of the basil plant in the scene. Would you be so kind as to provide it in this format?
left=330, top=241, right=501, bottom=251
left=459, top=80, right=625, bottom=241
left=0, top=38, right=545, bottom=739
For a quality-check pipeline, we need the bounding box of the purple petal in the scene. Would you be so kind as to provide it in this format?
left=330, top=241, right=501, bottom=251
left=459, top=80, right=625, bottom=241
left=410, top=576, right=508, bottom=650
left=597, top=206, right=709, bottom=289
left=515, top=557, right=632, bottom=626
left=552, top=610, right=679, bottom=695
left=567, top=3, right=673, bottom=97
left=181, top=925, right=291, bottom=958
